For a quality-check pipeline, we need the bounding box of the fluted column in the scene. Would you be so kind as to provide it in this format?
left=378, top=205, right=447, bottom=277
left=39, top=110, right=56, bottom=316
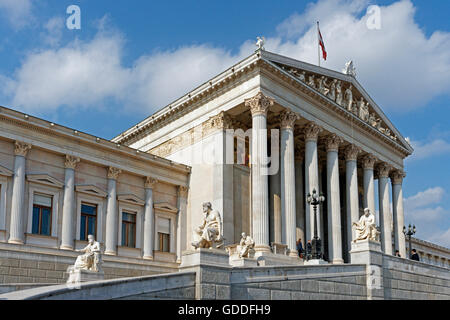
left=280, top=110, right=298, bottom=257
left=344, top=145, right=360, bottom=258
left=391, top=171, right=406, bottom=258
left=245, top=92, right=274, bottom=252
left=378, top=163, right=392, bottom=255
left=104, top=166, right=121, bottom=255
left=8, top=141, right=32, bottom=244
left=304, top=122, right=321, bottom=242
left=143, top=177, right=157, bottom=259
left=362, top=155, right=376, bottom=215
left=325, top=134, right=344, bottom=264
left=177, top=186, right=188, bottom=263
left=60, top=155, right=80, bottom=250
left=294, top=146, right=305, bottom=248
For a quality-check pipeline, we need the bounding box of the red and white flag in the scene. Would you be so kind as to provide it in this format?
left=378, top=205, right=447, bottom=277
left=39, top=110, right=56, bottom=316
left=317, top=22, right=327, bottom=61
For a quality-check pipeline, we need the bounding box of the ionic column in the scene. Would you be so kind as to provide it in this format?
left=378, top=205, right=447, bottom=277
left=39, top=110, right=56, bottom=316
left=362, top=155, right=377, bottom=215
left=245, top=92, right=274, bottom=252
left=344, top=145, right=360, bottom=257
left=8, top=141, right=32, bottom=244
left=304, top=122, right=322, bottom=242
left=294, top=146, right=305, bottom=248
left=177, top=186, right=188, bottom=263
left=325, top=134, right=344, bottom=264
left=104, top=166, right=121, bottom=255
left=143, top=177, right=157, bottom=260
left=280, top=110, right=298, bottom=257
left=378, top=163, right=392, bottom=255
left=60, top=155, right=80, bottom=250
left=391, top=171, right=406, bottom=258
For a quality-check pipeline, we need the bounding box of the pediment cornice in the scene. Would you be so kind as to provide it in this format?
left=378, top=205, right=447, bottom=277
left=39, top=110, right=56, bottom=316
left=0, top=165, right=13, bottom=177
left=75, top=185, right=107, bottom=198
left=117, top=194, right=145, bottom=206
left=26, top=174, right=64, bottom=188
left=154, top=202, right=178, bottom=214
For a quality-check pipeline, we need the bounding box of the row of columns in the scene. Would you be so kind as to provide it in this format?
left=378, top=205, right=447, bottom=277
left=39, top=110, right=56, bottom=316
left=7, top=140, right=187, bottom=260
left=245, top=92, right=407, bottom=261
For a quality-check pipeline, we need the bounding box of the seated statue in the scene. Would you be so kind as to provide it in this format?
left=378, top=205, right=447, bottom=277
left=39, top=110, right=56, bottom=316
left=192, top=202, right=224, bottom=249
left=352, top=208, right=380, bottom=242
left=71, top=234, right=102, bottom=272
left=237, top=232, right=255, bottom=258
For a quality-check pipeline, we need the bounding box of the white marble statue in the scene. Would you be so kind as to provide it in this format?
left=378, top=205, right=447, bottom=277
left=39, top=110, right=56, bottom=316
left=71, top=235, right=102, bottom=272
left=343, top=60, right=356, bottom=77
left=318, top=76, right=329, bottom=96
left=358, top=98, right=369, bottom=122
left=344, top=84, right=354, bottom=112
left=237, top=232, right=255, bottom=258
left=336, top=80, right=343, bottom=106
left=352, top=208, right=380, bottom=242
left=308, top=75, right=316, bottom=89
left=192, top=202, right=224, bottom=249
left=328, top=79, right=337, bottom=101
left=299, top=71, right=306, bottom=82
left=256, top=36, right=266, bottom=51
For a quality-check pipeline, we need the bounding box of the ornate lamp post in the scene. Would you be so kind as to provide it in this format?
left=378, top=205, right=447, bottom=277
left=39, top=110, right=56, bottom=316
left=306, top=189, right=325, bottom=260
left=403, top=224, right=416, bottom=259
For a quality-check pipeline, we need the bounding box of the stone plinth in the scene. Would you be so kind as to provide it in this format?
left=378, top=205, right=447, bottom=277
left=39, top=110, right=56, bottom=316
left=229, top=256, right=258, bottom=267
left=303, top=259, right=328, bottom=265
left=66, top=268, right=104, bottom=284
left=180, top=248, right=230, bottom=268
left=349, top=240, right=382, bottom=265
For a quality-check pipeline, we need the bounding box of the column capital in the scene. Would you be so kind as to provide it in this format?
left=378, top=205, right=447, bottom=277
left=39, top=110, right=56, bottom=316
left=245, top=92, right=275, bottom=116
left=64, top=155, right=80, bottom=169
left=145, top=176, right=158, bottom=189
left=177, top=185, right=189, bottom=198
left=107, top=167, right=122, bottom=180
left=390, top=170, right=406, bottom=185
left=303, top=122, right=322, bottom=142
left=344, top=144, right=361, bottom=161
left=325, top=134, right=343, bottom=152
left=362, top=154, right=377, bottom=169
left=14, top=141, right=31, bottom=157
left=280, top=110, right=299, bottom=130
left=294, top=145, right=304, bottom=161
left=203, top=111, right=233, bottom=133
left=377, top=163, right=392, bottom=178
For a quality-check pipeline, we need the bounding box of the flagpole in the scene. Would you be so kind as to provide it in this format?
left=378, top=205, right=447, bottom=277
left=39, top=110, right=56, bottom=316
left=317, top=21, right=320, bottom=67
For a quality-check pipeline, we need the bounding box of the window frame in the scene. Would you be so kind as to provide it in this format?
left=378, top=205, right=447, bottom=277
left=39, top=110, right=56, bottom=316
left=154, top=208, right=177, bottom=254
left=121, top=211, right=137, bottom=248
left=79, top=202, right=98, bottom=241
left=118, top=200, right=143, bottom=250
left=0, top=175, right=9, bottom=232
left=32, top=194, right=53, bottom=236
left=75, top=193, right=105, bottom=242
left=26, top=185, right=60, bottom=238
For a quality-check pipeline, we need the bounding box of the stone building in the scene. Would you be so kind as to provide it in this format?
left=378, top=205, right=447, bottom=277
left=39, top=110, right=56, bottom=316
left=0, top=48, right=448, bottom=297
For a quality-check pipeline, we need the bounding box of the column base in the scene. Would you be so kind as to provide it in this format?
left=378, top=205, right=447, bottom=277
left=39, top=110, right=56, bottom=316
left=104, top=250, right=117, bottom=256
left=254, top=244, right=272, bottom=254
left=8, top=239, right=24, bottom=245
left=288, top=249, right=299, bottom=258
left=142, top=255, right=154, bottom=260
left=331, top=258, right=344, bottom=264
left=60, top=245, right=74, bottom=251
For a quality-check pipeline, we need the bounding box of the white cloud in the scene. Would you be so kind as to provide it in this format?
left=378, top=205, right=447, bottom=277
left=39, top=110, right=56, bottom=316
left=0, top=0, right=32, bottom=29
left=407, top=138, right=450, bottom=161
left=428, top=228, right=450, bottom=248
left=41, top=16, right=65, bottom=47
left=2, top=0, right=450, bottom=116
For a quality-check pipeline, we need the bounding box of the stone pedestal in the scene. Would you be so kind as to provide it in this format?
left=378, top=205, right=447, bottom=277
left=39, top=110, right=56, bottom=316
left=180, top=248, right=230, bottom=268
left=229, top=256, right=258, bottom=267
left=304, top=259, right=328, bottom=265
left=66, top=268, right=104, bottom=284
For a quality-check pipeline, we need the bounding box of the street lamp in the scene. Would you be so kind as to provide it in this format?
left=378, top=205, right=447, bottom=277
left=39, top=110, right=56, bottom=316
left=403, top=224, right=416, bottom=259
left=306, top=189, right=325, bottom=260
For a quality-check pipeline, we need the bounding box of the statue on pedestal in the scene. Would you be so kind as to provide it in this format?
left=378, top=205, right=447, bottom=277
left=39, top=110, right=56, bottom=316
left=352, top=208, right=380, bottom=242
left=192, top=202, right=224, bottom=249
left=237, top=232, right=255, bottom=258
left=71, top=235, right=102, bottom=272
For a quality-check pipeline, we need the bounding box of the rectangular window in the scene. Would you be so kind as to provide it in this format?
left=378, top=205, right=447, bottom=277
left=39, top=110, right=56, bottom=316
left=121, top=211, right=136, bottom=248
left=32, top=194, right=52, bottom=236
left=80, top=203, right=97, bottom=241
left=157, top=217, right=170, bottom=252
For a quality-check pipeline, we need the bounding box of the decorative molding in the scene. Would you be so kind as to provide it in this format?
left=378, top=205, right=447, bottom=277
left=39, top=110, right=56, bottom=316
left=0, top=165, right=13, bottom=177
left=245, top=92, right=275, bottom=116
left=377, top=163, right=392, bottom=178
left=117, top=194, right=145, bottom=206
left=325, top=134, right=343, bottom=152
left=107, top=167, right=122, bottom=180
left=154, top=202, right=179, bottom=214
left=75, top=185, right=108, bottom=198
left=64, top=155, right=80, bottom=169
left=145, top=176, right=158, bottom=189
left=14, top=141, right=31, bottom=157
left=177, top=185, right=189, bottom=198
left=362, top=154, right=377, bottom=170
left=390, top=170, right=406, bottom=185
left=280, top=110, right=298, bottom=130
left=344, top=144, right=361, bottom=161
left=26, top=174, right=64, bottom=188
left=202, top=111, right=233, bottom=137
left=303, top=122, right=322, bottom=142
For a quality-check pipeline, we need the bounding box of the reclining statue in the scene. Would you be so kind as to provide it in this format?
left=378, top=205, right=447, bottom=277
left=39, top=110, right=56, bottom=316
left=192, top=202, right=224, bottom=249
left=352, top=208, right=380, bottom=242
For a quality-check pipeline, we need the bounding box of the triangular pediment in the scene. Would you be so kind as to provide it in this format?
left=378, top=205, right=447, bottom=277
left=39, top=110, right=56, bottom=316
left=117, top=194, right=145, bottom=206
left=154, top=202, right=178, bottom=214
left=0, top=165, right=13, bottom=177
left=26, top=174, right=64, bottom=188
left=260, top=51, right=413, bottom=154
left=75, top=185, right=108, bottom=198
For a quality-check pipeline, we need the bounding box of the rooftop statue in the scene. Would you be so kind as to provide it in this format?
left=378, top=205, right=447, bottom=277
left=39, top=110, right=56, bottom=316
left=192, top=202, right=224, bottom=249
left=237, top=232, right=255, bottom=258
left=343, top=60, right=356, bottom=77
left=352, top=208, right=380, bottom=242
left=256, top=36, right=266, bottom=51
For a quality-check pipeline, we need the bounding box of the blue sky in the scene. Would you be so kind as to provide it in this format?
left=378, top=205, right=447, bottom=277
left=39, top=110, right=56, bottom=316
left=0, top=0, right=449, bottom=247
